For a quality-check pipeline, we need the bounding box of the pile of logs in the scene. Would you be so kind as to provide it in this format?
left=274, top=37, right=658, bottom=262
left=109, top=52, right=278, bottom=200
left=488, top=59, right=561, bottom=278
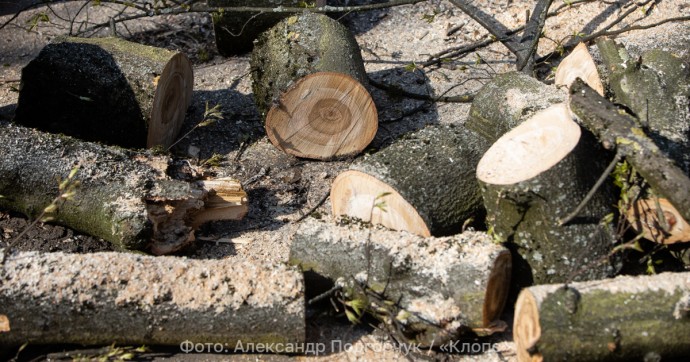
left=1, top=5, right=689, bottom=361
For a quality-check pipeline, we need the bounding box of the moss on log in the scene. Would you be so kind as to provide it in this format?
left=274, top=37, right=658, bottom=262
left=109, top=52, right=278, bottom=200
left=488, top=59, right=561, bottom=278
left=0, top=251, right=304, bottom=346
left=467, top=71, right=565, bottom=144
left=0, top=123, right=247, bottom=254
left=251, top=12, right=376, bottom=160
left=14, top=36, right=193, bottom=149
left=331, top=124, right=489, bottom=237
left=514, top=272, right=690, bottom=362
left=570, top=78, right=690, bottom=225
left=596, top=37, right=690, bottom=174
left=289, top=218, right=511, bottom=347
left=477, top=104, right=618, bottom=285
left=209, top=1, right=326, bottom=55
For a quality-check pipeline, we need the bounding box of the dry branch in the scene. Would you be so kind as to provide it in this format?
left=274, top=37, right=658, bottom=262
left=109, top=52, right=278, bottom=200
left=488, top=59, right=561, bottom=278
left=477, top=104, right=618, bottom=285
left=13, top=36, right=193, bottom=149
left=331, top=124, right=488, bottom=237
left=0, top=251, right=304, bottom=346
left=626, top=197, right=690, bottom=244
left=514, top=272, right=690, bottom=362
left=251, top=12, right=377, bottom=160
left=289, top=218, right=511, bottom=347
left=569, top=79, right=690, bottom=224
left=0, top=123, right=247, bottom=254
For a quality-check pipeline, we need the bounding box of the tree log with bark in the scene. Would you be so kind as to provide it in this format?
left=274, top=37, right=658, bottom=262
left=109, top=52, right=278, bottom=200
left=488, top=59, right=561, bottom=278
left=331, top=124, right=488, bottom=237
left=0, top=251, right=304, bottom=346
left=477, top=104, right=618, bottom=285
left=289, top=218, right=511, bottom=347
left=0, top=123, right=247, bottom=254
left=209, top=0, right=327, bottom=55
left=466, top=71, right=564, bottom=144
left=13, top=36, right=193, bottom=149
left=251, top=12, right=377, bottom=160
left=513, top=272, right=690, bottom=362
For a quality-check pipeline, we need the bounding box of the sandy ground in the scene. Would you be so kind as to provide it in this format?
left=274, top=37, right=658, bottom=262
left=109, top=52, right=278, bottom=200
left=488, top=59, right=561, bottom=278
left=1, top=0, right=689, bottom=360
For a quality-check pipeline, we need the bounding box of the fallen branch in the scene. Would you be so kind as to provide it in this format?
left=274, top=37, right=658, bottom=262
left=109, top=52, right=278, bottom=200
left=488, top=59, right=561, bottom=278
left=569, top=79, right=690, bottom=224
left=0, top=251, right=304, bottom=346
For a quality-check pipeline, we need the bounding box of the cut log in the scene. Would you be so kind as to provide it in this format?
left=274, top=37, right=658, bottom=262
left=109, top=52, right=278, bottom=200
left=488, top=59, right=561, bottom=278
left=0, top=123, right=247, bottom=254
left=513, top=272, right=690, bottom=362
left=596, top=37, right=690, bottom=174
left=570, top=78, right=690, bottom=224
left=14, top=36, right=193, bottom=149
left=289, top=218, right=511, bottom=347
left=626, top=197, right=690, bottom=244
left=331, top=125, right=489, bottom=237
left=0, top=251, right=304, bottom=346
left=554, top=42, right=604, bottom=96
left=477, top=104, right=618, bottom=285
left=251, top=12, right=377, bottom=160
left=209, top=0, right=327, bottom=55
left=466, top=71, right=565, bottom=144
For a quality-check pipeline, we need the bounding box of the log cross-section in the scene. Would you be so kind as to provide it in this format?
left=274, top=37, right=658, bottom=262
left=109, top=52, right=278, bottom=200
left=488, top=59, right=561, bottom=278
left=266, top=72, right=377, bottom=159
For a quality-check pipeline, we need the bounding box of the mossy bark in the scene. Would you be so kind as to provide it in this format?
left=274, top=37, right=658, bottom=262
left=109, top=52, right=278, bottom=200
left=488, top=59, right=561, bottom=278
left=0, top=124, right=199, bottom=252
left=13, top=36, right=192, bottom=149
left=479, top=126, right=618, bottom=285
left=0, top=251, right=304, bottom=346
left=251, top=12, right=368, bottom=119
left=349, top=125, right=489, bottom=236
left=289, top=218, right=511, bottom=347
left=596, top=38, right=690, bottom=174
left=514, top=272, right=690, bottom=362
left=570, top=79, right=690, bottom=224
left=466, top=71, right=565, bottom=144
left=209, top=1, right=325, bottom=55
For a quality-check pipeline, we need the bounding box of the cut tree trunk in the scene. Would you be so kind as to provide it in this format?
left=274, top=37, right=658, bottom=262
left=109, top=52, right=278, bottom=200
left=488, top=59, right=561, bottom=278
left=626, top=197, right=690, bottom=244
left=0, top=251, right=304, bottom=346
left=477, top=104, right=618, bottom=285
left=554, top=42, right=604, bottom=96
left=513, top=272, right=690, bottom=362
left=209, top=0, right=326, bottom=55
left=0, top=123, right=247, bottom=254
left=289, top=218, right=511, bottom=347
left=466, top=71, right=565, bottom=144
left=13, top=36, right=193, bottom=149
left=331, top=125, right=489, bottom=237
left=570, top=78, right=690, bottom=224
left=596, top=37, right=690, bottom=174
left=251, top=12, right=377, bottom=160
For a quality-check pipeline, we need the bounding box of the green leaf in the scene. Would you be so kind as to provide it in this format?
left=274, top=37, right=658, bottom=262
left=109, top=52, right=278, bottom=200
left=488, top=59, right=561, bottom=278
left=404, top=62, right=417, bottom=72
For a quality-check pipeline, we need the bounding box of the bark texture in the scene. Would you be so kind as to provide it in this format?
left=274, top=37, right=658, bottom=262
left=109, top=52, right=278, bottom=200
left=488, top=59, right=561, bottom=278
left=209, top=1, right=327, bottom=55
left=14, top=36, right=193, bottom=149
left=0, top=123, right=246, bottom=254
left=332, top=124, right=489, bottom=237
left=467, top=71, right=565, bottom=144
left=477, top=105, right=618, bottom=285
left=251, top=12, right=368, bottom=119
left=514, top=272, right=690, bottom=362
left=596, top=38, right=690, bottom=174
left=570, top=79, right=690, bottom=224
left=0, top=251, right=304, bottom=346
left=289, top=218, right=511, bottom=347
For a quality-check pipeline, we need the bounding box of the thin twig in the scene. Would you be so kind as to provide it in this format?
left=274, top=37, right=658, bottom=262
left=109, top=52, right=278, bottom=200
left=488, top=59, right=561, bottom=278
left=294, top=189, right=330, bottom=223
left=559, top=151, right=622, bottom=226
left=368, top=76, right=474, bottom=103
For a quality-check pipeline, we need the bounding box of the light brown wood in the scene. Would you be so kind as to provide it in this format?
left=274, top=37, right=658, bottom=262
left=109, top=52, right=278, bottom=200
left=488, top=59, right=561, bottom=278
left=192, top=178, right=249, bottom=227
left=626, top=197, right=690, bottom=244
left=148, top=52, right=194, bottom=148
left=477, top=104, right=580, bottom=185
left=265, top=72, right=378, bottom=160
left=555, top=42, right=604, bottom=96
left=331, top=170, right=431, bottom=237
left=514, top=289, right=543, bottom=362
